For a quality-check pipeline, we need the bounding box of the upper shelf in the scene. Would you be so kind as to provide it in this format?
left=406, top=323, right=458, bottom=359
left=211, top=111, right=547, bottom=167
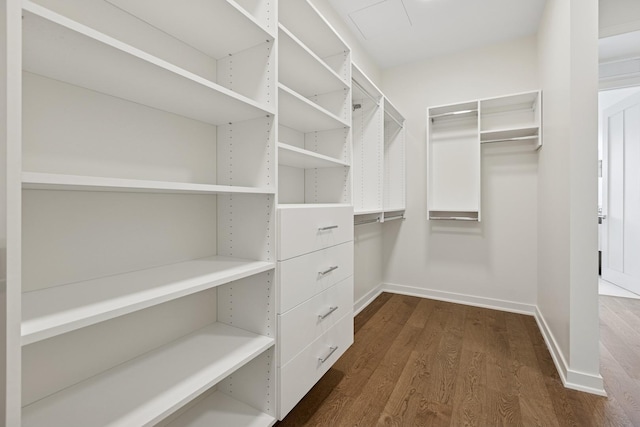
left=278, top=84, right=350, bottom=133
left=278, top=143, right=349, bottom=169
left=22, top=256, right=275, bottom=345
left=481, top=126, right=539, bottom=143
left=279, top=24, right=348, bottom=97
left=279, top=0, right=349, bottom=60
left=22, top=2, right=274, bottom=126
left=104, top=0, right=275, bottom=59
left=481, top=91, right=539, bottom=116
left=22, top=172, right=275, bottom=196
left=22, top=322, right=275, bottom=427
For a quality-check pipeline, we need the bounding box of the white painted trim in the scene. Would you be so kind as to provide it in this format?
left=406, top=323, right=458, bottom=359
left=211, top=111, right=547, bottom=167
left=381, top=282, right=536, bottom=315
left=534, top=307, right=607, bottom=396
left=352, top=284, right=607, bottom=396
left=353, top=283, right=384, bottom=316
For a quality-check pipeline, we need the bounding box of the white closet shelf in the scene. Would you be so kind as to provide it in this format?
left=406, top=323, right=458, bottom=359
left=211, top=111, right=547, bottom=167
left=278, top=203, right=352, bottom=209
left=354, top=209, right=383, bottom=216
left=279, top=25, right=348, bottom=97
left=480, top=126, right=539, bottom=143
left=104, top=0, right=275, bottom=59
left=22, top=2, right=274, bottom=126
left=278, top=143, right=349, bottom=169
left=22, top=172, right=275, bottom=196
left=384, top=207, right=406, bottom=213
left=22, top=256, right=275, bottom=345
left=22, top=322, right=275, bottom=427
left=279, top=0, right=348, bottom=60
left=167, top=391, right=276, bottom=427
left=278, top=84, right=349, bottom=133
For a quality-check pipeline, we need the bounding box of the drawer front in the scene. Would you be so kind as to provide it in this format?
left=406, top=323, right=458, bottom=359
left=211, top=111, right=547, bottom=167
left=279, top=276, right=353, bottom=366
left=278, top=241, right=353, bottom=313
left=278, top=205, right=353, bottom=261
left=279, top=312, right=353, bottom=418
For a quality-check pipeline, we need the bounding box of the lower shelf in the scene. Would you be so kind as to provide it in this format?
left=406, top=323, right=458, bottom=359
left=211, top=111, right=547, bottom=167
left=167, top=391, right=276, bottom=427
left=22, top=322, right=275, bottom=427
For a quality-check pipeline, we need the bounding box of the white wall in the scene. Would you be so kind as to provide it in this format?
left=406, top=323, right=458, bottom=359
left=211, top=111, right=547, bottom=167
left=380, top=36, right=539, bottom=312
left=600, top=0, right=640, bottom=37
left=537, top=0, right=604, bottom=394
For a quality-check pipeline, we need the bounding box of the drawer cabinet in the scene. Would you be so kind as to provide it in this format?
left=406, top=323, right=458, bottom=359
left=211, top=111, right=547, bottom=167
left=277, top=205, right=353, bottom=261
left=278, top=241, right=353, bottom=313
left=279, top=312, right=354, bottom=418
left=279, top=276, right=353, bottom=365
left=276, top=204, right=354, bottom=419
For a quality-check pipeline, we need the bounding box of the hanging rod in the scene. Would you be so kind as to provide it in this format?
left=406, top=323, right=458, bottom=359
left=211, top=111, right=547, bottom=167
left=481, top=135, right=538, bottom=144
left=352, top=79, right=380, bottom=107
left=385, top=110, right=404, bottom=129
left=429, top=216, right=478, bottom=221
left=384, top=214, right=405, bottom=222
left=430, top=109, right=478, bottom=121
left=355, top=217, right=380, bottom=226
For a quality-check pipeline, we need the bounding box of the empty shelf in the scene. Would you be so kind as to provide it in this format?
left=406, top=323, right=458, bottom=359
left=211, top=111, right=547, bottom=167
left=22, top=322, right=275, bottom=426
left=480, top=126, right=539, bottom=143
left=278, top=143, right=348, bottom=169
left=354, top=208, right=383, bottom=216
left=278, top=84, right=349, bottom=133
left=167, top=391, right=276, bottom=427
left=23, top=2, right=274, bottom=126
left=105, top=0, right=275, bottom=59
left=22, top=172, right=275, bottom=195
left=22, top=256, right=275, bottom=345
left=279, top=24, right=347, bottom=97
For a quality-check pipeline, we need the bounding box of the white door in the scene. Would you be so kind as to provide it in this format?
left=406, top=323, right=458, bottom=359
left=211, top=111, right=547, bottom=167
left=602, top=92, right=640, bottom=295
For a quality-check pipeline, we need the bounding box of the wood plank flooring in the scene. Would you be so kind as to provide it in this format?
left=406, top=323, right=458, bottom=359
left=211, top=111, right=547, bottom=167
left=277, top=292, right=640, bottom=426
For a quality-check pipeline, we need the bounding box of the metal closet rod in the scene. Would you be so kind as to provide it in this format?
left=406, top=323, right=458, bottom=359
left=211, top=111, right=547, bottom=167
left=385, top=214, right=405, bottom=222
left=429, top=216, right=477, bottom=221
left=355, top=216, right=380, bottom=226
left=352, top=79, right=380, bottom=106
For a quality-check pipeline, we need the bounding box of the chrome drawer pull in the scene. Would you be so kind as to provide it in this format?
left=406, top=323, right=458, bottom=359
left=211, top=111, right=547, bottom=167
left=319, top=265, right=339, bottom=276
left=318, top=306, right=339, bottom=320
left=319, top=346, right=338, bottom=363
left=318, top=225, right=338, bottom=231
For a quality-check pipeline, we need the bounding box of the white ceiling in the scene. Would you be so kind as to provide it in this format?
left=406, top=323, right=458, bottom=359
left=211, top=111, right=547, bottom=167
left=599, top=30, right=640, bottom=62
left=327, top=0, right=547, bottom=69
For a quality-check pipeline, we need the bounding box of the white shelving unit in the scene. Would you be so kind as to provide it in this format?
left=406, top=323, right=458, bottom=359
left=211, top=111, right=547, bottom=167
left=351, top=64, right=406, bottom=224
left=276, top=0, right=351, bottom=206
left=428, top=101, right=481, bottom=221
left=427, top=90, right=542, bottom=222
left=480, top=91, right=542, bottom=149
left=275, top=0, right=354, bottom=421
left=10, top=0, right=279, bottom=425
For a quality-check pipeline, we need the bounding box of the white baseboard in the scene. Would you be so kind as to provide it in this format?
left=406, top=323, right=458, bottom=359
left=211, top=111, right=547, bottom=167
left=352, top=283, right=606, bottom=396
left=353, top=283, right=384, bottom=316
left=534, top=307, right=606, bottom=396
left=381, top=282, right=536, bottom=315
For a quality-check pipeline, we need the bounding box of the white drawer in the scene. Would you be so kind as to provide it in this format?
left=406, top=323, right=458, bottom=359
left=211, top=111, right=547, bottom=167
left=278, top=241, right=353, bottom=313
left=277, top=205, right=353, bottom=261
left=279, top=276, right=353, bottom=366
left=278, top=312, right=353, bottom=418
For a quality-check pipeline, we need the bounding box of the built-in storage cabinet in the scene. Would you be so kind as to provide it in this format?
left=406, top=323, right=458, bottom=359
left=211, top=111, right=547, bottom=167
left=276, top=205, right=354, bottom=419
left=352, top=66, right=383, bottom=215
left=17, top=1, right=278, bottom=426
left=351, top=65, right=406, bottom=224
left=427, top=101, right=481, bottom=221
left=277, top=0, right=351, bottom=205
left=480, top=91, right=541, bottom=148
left=427, top=91, right=541, bottom=221
left=275, top=0, right=354, bottom=420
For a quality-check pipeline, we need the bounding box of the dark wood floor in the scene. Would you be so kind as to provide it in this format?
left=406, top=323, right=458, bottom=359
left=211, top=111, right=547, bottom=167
left=277, top=292, right=640, bottom=426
